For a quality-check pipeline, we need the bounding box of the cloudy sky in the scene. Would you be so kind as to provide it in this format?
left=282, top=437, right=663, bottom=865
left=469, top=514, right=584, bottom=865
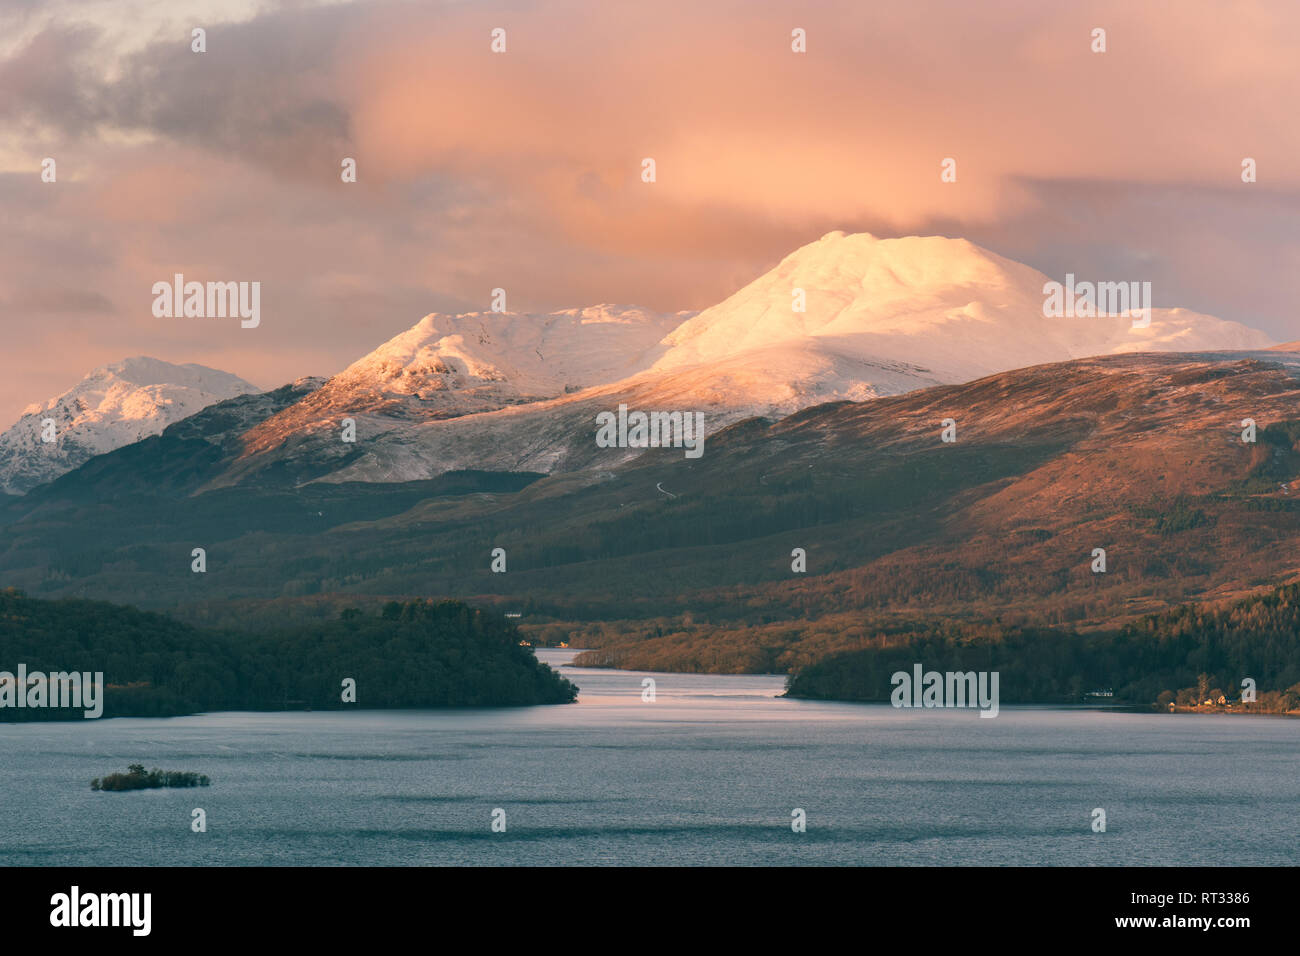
left=2, top=0, right=1298, bottom=425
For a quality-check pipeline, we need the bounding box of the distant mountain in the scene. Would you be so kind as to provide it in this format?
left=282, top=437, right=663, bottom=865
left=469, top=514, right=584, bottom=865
left=0, top=357, right=260, bottom=495
left=200, top=232, right=1275, bottom=489
left=0, top=235, right=1275, bottom=496
left=15, top=376, right=325, bottom=503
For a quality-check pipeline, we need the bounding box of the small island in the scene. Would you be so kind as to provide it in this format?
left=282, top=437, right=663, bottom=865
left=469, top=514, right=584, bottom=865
left=92, top=764, right=210, bottom=791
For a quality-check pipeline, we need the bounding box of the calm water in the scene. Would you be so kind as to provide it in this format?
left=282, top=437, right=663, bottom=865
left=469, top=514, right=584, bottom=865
left=1, top=649, right=1296, bottom=866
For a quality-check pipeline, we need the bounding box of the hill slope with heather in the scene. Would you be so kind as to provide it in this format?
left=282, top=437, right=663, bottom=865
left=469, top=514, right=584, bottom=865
left=3, top=349, right=1299, bottom=674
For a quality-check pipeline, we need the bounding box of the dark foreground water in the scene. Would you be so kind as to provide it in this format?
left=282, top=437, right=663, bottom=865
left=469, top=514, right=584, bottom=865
left=1, top=650, right=1296, bottom=866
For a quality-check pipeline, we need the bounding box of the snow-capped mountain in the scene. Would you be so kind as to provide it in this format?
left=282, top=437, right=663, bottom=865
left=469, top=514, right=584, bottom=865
left=14, top=234, right=1275, bottom=493
left=0, top=356, right=260, bottom=494
left=232, top=305, right=683, bottom=461
left=209, top=232, right=1273, bottom=489
left=632, top=230, right=1273, bottom=414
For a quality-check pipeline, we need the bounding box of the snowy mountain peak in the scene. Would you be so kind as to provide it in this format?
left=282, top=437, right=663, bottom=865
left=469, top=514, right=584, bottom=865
left=343, top=305, right=684, bottom=398
left=0, top=357, right=259, bottom=495
left=235, top=305, right=688, bottom=459
left=217, top=232, right=1278, bottom=489
left=652, top=232, right=1272, bottom=384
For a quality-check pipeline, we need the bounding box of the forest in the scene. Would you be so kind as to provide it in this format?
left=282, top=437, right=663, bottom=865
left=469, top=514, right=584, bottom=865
left=0, top=589, right=577, bottom=720
left=785, top=581, right=1300, bottom=710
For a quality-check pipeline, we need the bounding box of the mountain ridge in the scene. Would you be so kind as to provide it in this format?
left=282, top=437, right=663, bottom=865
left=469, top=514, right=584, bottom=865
left=198, top=232, right=1278, bottom=490
left=0, top=233, right=1278, bottom=495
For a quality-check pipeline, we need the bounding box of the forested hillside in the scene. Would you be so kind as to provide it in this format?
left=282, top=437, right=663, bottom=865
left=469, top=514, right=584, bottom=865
left=5, top=352, right=1300, bottom=677
left=785, top=582, right=1300, bottom=709
left=0, top=589, right=576, bottom=720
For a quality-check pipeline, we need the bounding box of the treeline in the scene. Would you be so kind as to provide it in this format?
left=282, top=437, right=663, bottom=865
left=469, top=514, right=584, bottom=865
left=786, top=624, right=1111, bottom=703
left=0, top=589, right=576, bottom=720
left=786, top=582, right=1300, bottom=708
